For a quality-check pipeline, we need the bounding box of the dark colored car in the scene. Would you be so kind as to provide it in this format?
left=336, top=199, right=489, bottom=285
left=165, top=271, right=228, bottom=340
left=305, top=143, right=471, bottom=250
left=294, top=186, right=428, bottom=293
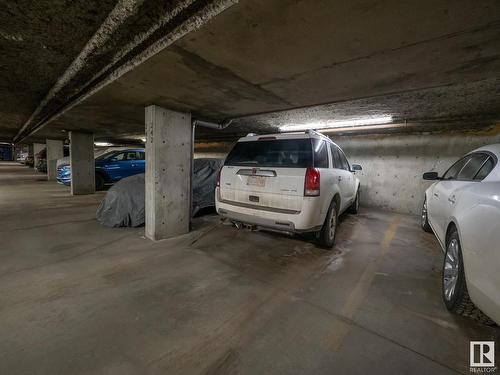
left=57, top=149, right=145, bottom=190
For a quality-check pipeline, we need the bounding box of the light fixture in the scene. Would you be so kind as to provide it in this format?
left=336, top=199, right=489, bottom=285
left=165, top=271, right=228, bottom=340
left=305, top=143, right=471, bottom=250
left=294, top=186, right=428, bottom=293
left=94, top=141, right=112, bottom=147
left=140, top=137, right=146, bottom=143
left=321, top=122, right=405, bottom=133
left=278, top=115, right=393, bottom=132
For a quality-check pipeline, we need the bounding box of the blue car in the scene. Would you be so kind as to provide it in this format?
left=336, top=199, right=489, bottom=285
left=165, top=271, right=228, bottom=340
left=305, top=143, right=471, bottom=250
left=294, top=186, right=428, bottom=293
left=57, top=149, right=145, bottom=190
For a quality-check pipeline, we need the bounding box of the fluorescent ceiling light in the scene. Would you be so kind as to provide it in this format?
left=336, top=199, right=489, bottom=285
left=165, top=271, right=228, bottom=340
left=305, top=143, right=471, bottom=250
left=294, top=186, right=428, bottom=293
left=94, top=142, right=112, bottom=147
left=279, top=115, right=393, bottom=132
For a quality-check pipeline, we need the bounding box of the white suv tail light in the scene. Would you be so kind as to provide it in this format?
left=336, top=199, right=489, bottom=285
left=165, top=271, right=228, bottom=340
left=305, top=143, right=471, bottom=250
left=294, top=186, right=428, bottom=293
left=304, top=167, right=320, bottom=196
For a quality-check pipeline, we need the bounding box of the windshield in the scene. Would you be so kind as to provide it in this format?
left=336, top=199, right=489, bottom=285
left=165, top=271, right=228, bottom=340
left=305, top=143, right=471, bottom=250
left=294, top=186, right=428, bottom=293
left=95, top=151, right=118, bottom=161
left=224, top=139, right=313, bottom=168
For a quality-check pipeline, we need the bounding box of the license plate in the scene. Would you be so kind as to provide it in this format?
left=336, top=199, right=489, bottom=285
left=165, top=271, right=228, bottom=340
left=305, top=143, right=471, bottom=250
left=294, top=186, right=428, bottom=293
left=247, top=176, right=265, bottom=187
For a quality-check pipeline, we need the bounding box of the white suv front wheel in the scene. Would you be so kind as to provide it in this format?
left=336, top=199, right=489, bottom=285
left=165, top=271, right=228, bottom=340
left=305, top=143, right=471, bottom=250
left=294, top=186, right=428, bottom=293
left=348, top=189, right=360, bottom=214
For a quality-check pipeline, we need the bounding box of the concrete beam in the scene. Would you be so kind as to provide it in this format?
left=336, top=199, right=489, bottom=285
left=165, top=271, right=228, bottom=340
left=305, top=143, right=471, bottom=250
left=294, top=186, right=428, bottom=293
left=145, top=105, right=192, bottom=241
left=46, top=139, right=64, bottom=180
left=12, top=0, right=238, bottom=143
left=70, top=132, right=95, bottom=195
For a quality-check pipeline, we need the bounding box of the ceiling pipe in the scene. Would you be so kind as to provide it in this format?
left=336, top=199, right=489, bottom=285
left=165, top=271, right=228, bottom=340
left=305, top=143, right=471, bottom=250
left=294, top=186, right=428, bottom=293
left=192, top=118, right=233, bottom=130
left=189, top=118, right=232, bottom=228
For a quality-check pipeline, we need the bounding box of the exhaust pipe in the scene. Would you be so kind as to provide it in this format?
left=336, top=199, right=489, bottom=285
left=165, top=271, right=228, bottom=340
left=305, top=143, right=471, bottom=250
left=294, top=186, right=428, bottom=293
left=232, top=221, right=243, bottom=229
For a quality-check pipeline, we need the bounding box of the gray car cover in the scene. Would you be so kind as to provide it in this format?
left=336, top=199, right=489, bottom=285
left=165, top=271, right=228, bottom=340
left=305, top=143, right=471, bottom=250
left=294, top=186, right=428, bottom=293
left=97, top=158, right=223, bottom=227
left=191, top=158, right=224, bottom=216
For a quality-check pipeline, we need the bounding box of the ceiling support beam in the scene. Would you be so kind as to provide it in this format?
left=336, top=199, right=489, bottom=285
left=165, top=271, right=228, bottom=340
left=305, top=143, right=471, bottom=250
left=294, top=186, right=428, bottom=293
left=13, top=0, right=238, bottom=144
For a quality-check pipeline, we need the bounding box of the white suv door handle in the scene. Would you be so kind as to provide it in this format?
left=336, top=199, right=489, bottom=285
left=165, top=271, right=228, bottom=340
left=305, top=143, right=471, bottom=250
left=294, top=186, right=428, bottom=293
left=338, top=176, right=342, bottom=182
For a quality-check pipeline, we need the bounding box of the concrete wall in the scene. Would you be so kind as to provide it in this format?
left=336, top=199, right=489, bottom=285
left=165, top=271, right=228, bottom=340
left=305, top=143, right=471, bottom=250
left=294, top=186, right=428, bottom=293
left=194, top=152, right=228, bottom=159
left=334, top=127, right=500, bottom=215
left=194, top=141, right=233, bottom=160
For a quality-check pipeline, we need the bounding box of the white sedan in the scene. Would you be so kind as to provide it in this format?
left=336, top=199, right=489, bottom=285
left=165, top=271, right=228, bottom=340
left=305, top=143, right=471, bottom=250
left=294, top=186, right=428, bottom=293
left=421, top=144, right=500, bottom=325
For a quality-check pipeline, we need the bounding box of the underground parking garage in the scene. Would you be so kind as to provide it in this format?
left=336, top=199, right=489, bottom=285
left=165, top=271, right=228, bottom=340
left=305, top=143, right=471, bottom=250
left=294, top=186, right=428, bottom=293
left=1, top=0, right=500, bottom=373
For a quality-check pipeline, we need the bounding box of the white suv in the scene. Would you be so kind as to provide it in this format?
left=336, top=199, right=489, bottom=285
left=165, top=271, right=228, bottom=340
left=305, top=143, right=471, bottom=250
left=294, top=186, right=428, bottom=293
left=215, top=130, right=362, bottom=247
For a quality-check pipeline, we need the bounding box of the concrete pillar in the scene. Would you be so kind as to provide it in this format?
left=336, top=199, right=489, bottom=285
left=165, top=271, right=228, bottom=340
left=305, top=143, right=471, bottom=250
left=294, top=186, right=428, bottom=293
left=11, top=145, right=16, bottom=161
left=145, top=105, right=192, bottom=241
left=33, top=143, right=45, bottom=171
left=46, top=139, right=64, bottom=180
left=69, top=132, right=95, bottom=195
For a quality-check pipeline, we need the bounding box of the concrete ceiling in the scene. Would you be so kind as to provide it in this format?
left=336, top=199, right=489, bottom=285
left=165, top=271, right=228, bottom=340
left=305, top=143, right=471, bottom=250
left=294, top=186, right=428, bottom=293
left=0, top=0, right=117, bottom=140
left=2, top=0, right=500, bottom=143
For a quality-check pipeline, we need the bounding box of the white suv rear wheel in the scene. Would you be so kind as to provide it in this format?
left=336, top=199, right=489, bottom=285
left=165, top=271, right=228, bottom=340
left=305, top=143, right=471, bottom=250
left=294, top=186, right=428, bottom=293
left=318, top=200, right=338, bottom=249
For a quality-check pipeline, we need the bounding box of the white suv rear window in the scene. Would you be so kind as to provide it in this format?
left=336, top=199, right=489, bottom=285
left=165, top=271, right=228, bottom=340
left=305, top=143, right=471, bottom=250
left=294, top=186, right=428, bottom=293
left=225, top=139, right=313, bottom=168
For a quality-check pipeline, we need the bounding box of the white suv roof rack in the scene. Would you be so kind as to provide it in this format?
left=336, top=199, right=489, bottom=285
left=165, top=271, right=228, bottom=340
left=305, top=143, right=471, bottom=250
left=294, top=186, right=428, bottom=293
left=305, top=129, right=322, bottom=136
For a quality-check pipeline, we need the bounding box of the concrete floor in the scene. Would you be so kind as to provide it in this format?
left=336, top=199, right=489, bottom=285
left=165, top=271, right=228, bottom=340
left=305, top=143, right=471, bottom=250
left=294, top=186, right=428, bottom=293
left=0, top=161, right=498, bottom=375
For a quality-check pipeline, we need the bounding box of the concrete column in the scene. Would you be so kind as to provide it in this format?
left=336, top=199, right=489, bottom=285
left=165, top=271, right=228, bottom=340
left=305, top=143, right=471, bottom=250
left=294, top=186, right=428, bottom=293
left=46, top=139, right=64, bottom=180
left=33, top=143, right=45, bottom=171
left=145, top=105, right=192, bottom=241
left=69, top=132, right=95, bottom=195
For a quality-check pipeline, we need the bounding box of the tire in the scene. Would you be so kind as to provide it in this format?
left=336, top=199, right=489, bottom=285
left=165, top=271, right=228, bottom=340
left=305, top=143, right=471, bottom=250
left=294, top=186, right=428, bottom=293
left=348, top=189, right=360, bottom=214
left=442, top=227, right=495, bottom=326
left=95, top=174, right=105, bottom=191
left=318, top=200, right=338, bottom=249
left=421, top=197, right=432, bottom=233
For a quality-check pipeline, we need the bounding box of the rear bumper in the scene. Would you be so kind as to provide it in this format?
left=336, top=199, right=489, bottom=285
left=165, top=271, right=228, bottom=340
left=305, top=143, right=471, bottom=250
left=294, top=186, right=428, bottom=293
left=57, top=176, right=71, bottom=186
left=215, top=188, right=325, bottom=233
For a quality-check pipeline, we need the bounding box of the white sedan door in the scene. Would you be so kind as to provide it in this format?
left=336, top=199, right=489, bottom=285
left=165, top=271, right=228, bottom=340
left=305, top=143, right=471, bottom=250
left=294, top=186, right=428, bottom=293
left=431, top=181, right=466, bottom=242
left=430, top=153, right=490, bottom=243
left=459, top=182, right=500, bottom=324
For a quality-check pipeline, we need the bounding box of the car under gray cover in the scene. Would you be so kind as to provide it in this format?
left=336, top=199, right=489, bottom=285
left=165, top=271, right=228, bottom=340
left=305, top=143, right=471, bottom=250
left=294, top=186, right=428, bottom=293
left=97, top=158, right=223, bottom=227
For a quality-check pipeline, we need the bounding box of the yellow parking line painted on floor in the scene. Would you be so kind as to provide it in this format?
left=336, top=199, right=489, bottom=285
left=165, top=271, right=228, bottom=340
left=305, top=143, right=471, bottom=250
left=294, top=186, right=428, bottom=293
left=330, top=215, right=401, bottom=351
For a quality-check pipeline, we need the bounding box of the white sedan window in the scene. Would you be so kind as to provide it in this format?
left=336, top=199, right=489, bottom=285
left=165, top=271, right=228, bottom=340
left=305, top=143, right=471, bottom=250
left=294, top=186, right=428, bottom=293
left=443, top=156, right=471, bottom=180
left=457, top=153, right=489, bottom=180
left=474, top=157, right=495, bottom=180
